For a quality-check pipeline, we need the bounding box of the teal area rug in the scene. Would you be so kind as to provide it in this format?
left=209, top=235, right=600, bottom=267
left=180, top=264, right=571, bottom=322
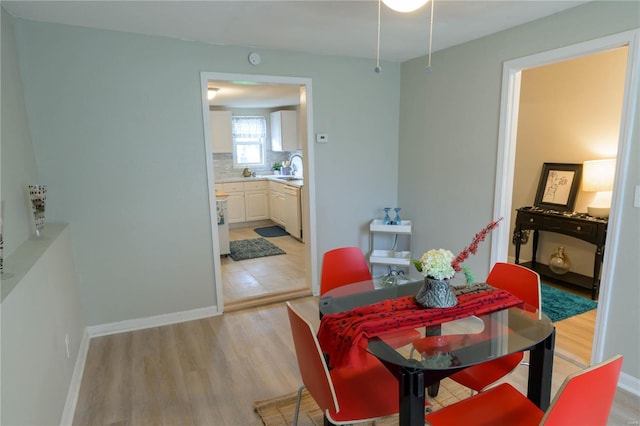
left=541, top=283, right=597, bottom=322
left=229, top=238, right=286, bottom=261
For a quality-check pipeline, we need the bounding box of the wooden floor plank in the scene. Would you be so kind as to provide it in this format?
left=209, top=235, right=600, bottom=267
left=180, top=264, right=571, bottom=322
left=73, top=297, right=639, bottom=425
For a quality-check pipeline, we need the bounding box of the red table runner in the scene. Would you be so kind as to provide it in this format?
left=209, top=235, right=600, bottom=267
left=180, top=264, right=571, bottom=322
left=317, top=284, right=522, bottom=369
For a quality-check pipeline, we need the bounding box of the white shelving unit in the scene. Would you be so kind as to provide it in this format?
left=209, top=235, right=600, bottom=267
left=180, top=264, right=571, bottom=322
left=368, top=219, right=412, bottom=275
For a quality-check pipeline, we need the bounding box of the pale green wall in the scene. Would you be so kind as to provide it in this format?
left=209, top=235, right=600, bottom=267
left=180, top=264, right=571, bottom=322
left=6, top=0, right=638, bottom=387
left=1, top=8, right=39, bottom=254
left=399, top=1, right=639, bottom=380
left=11, top=17, right=401, bottom=326
left=2, top=11, right=86, bottom=424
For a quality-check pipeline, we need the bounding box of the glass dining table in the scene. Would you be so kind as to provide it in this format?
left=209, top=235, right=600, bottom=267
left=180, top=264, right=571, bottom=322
left=319, top=278, right=556, bottom=426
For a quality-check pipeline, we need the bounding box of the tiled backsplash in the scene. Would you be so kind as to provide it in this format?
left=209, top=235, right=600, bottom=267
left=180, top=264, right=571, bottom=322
left=213, top=151, right=301, bottom=181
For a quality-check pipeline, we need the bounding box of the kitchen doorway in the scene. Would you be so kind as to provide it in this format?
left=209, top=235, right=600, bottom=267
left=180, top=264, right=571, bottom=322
left=200, top=73, right=318, bottom=313
left=491, top=30, right=638, bottom=367
left=221, top=226, right=308, bottom=310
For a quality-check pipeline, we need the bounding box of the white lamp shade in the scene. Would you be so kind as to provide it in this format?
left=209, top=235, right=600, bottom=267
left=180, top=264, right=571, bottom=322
left=582, top=159, right=615, bottom=192
left=382, top=0, right=429, bottom=13
left=583, top=158, right=615, bottom=218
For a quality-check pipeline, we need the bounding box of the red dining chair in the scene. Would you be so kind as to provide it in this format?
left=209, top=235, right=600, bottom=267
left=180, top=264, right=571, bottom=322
left=485, top=262, right=542, bottom=313
left=320, top=247, right=373, bottom=295
left=425, top=354, right=623, bottom=426
left=320, top=247, right=421, bottom=348
left=447, top=262, right=541, bottom=392
left=286, top=302, right=402, bottom=425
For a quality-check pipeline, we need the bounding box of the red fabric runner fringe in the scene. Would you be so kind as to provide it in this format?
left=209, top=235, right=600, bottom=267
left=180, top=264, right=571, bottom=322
left=317, top=287, right=522, bottom=369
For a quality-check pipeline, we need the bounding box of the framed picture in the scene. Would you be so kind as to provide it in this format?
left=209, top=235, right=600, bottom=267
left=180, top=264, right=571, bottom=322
left=534, top=163, right=582, bottom=212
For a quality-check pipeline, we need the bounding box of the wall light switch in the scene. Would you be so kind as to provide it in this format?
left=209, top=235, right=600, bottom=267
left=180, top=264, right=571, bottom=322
left=634, top=185, right=640, bottom=208
left=316, top=133, right=328, bottom=143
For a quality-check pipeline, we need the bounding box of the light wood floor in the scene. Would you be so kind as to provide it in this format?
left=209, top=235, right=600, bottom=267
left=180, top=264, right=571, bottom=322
left=73, top=295, right=639, bottom=426
left=221, top=224, right=310, bottom=309
left=542, top=281, right=595, bottom=367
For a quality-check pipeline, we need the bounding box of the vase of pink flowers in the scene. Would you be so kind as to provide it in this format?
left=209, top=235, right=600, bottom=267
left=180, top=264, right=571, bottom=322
left=412, top=218, right=503, bottom=308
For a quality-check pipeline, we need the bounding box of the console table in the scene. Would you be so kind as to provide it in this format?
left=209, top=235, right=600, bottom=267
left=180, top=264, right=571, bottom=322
left=513, top=207, right=607, bottom=300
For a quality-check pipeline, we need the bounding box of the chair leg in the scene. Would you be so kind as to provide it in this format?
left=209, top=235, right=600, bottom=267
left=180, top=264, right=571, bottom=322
left=293, top=385, right=305, bottom=426
left=323, top=416, right=336, bottom=426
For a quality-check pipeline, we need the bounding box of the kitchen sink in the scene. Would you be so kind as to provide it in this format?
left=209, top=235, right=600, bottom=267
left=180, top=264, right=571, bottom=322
left=274, top=176, right=302, bottom=181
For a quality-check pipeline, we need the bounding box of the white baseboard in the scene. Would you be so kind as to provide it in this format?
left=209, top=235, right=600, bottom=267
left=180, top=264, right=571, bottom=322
left=618, top=371, right=640, bottom=397
left=60, top=330, right=90, bottom=426
left=86, top=305, right=221, bottom=337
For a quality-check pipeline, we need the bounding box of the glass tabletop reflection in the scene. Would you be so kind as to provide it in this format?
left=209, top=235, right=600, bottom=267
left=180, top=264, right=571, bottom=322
left=319, top=279, right=554, bottom=371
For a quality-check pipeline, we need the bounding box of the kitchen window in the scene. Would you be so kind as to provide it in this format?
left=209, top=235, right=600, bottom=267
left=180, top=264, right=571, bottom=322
left=232, top=116, right=266, bottom=167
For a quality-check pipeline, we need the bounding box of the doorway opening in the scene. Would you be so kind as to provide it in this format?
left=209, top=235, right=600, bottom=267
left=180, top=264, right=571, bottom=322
left=491, top=30, right=638, bottom=367
left=200, top=73, right=318, bottom=313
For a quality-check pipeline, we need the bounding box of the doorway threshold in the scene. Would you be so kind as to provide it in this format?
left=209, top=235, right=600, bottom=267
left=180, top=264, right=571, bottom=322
left=224, top=287, right=312, bottom=312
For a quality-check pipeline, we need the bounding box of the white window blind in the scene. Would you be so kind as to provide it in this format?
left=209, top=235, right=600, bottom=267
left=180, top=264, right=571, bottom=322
left=232, top=116, right=266, bottom=166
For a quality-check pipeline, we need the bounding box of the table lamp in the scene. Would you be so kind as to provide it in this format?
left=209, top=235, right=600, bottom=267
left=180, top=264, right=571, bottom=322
left=582, top=158, right=616, bottom=218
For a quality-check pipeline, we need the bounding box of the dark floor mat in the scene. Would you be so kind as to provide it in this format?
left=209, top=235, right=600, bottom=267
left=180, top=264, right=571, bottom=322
left=254, top=226, right=289, bottom=238
left=229, top=238, right=286, bottom=261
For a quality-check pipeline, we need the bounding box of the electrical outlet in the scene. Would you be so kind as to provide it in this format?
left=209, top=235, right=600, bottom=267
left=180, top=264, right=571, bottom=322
left=65, top=333, right=70, bottom=359
left=635, top=185, right=640, bottom=208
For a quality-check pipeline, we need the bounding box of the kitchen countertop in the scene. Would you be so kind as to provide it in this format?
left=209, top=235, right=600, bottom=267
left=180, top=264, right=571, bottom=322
left=216, top=175, right=304, bottom=187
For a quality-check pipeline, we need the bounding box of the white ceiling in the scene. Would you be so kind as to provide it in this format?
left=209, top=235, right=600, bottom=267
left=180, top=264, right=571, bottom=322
left=3, top=1, right=589, bottom=62
left=207, top=80, right=302, bottom=108
left=209, top=80, right=300, bottom=108
left=2, top=0, right=589, bottom=107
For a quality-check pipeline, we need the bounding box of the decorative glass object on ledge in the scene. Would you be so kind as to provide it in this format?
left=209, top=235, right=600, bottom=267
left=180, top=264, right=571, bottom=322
left=0, top=216, right=11, bottom=280
left=28, top=185, right=47, bottom=238
left=383, top=207, right=392, bottom=225
left=549, top=246, right=571, bottom=275
left=393, top=207, right=401, bottom=225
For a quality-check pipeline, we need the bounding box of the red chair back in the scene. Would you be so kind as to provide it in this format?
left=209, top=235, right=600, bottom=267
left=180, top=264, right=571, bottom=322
left=447, top=262, right=541, bottom=391
left=542, top=354, right=623, bottom=425
left=426, top=355, right=623, bottom=426
left=320, top=247, right=372, bottom=295
left=487, top=262, right=541, bottom=309
left=286, top=302, right=339, bottom=414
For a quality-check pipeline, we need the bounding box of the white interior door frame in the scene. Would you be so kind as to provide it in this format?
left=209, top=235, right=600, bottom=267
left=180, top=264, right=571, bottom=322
left=491, top=29, right=639, bottom=366
left=199, top=72, right=318, bottom=313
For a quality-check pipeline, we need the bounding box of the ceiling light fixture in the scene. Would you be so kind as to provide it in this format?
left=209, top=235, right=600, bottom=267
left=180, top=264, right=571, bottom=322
left=375, top=0, right=434, bottom=73
left=382, top=0, right=429, bottom=13
left=207, top=88, right=220, bottom=100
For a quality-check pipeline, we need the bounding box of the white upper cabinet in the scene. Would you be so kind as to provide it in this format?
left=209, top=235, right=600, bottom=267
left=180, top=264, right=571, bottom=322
left=210, top=110, right=233, bottom=153
left=270, top=110, right=298, bottom=152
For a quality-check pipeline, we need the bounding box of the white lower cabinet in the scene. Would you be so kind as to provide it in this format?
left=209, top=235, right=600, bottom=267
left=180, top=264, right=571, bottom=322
left=221, top=182, right=244, bottom=223
left=226, top=194, right=245, bottom=224
left=221, top=180, right=269, bottom=223
left=218, top=179, right=301, bottom=229
left=269, top=181, right=286, bottom=227
left=284, top=184, right=301, bottom=239
left=245, top=181, right=269, bottom=221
